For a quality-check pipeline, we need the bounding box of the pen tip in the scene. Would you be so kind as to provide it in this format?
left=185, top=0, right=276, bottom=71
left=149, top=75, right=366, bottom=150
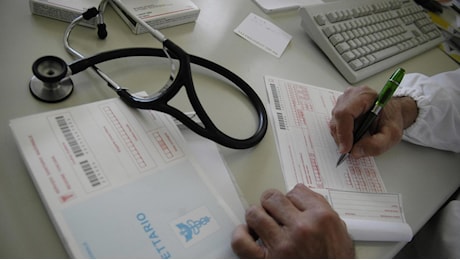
left=336, top=153, right=348, bottom=167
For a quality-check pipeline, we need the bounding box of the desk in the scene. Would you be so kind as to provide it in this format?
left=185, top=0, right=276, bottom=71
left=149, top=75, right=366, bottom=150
left=0, top=0, right=459, bottom=258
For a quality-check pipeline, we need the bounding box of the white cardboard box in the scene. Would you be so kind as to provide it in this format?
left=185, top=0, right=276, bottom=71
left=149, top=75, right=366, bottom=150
left=110, top=0, right=200, bottom=34
left=29, top=0, right=100, bottom=27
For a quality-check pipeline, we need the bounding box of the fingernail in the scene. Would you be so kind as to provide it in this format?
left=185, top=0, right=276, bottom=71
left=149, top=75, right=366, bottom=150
left=338, top=143, right=344, bottom=153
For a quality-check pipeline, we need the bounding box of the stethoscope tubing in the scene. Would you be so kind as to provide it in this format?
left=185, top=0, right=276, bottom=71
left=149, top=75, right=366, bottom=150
left=67, top=40, right=268, bottom=149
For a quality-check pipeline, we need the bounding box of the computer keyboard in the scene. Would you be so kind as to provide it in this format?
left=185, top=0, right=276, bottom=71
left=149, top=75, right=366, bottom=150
left=299, top=0, right=444, bottom=83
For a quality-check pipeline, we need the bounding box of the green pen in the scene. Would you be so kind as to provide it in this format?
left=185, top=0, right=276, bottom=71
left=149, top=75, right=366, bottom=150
left=336, top=67, right=406, bottom=167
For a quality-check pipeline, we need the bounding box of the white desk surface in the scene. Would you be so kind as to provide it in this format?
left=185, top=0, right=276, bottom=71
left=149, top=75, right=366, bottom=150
left=1, top=0, right=459, bottom=258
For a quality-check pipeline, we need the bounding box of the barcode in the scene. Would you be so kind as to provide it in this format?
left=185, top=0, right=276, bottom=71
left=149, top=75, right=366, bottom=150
left=277, top=112, right=287, bottom=130
left=79, top=160, right=101, bottom=187
left=270, top=83, right=282, bottom=110
left=55, top=115, right=84, bottom=157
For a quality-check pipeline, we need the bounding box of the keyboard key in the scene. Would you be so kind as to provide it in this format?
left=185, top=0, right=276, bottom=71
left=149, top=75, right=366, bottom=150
left=342, top=51, right=356, bottom=62
left=336, top=42, right=351, bottom=53
left=372, top=45, right=401, bottom=60
left=329, top=34, right=345, bottom=45
left=314, top=14, right=327, bottom=26
left=349, top=59, right=364, bottom=70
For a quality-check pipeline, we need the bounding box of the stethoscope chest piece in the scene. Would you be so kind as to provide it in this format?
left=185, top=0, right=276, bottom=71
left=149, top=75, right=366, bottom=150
left=29, top=55, right=74, bottom=103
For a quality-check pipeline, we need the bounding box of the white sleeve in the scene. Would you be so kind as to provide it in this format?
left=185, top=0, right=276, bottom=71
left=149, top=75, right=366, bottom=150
left=393, top=68, right=460, bottom=153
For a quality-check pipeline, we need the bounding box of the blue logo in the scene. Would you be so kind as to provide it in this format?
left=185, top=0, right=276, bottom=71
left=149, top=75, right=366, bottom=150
left=176, top=216, right=211, bottom=242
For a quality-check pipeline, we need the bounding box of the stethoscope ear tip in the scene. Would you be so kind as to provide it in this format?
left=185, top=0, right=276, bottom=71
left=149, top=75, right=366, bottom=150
left=97, top=23, right=108, bottom=40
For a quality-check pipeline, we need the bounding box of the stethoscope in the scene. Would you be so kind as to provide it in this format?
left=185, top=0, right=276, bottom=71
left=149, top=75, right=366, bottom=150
left=29, top=0, right=267, bottom=149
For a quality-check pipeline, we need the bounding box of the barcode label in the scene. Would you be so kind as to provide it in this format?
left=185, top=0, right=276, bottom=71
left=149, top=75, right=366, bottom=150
left=49, top=113, right=108, bottom=193
left=270, top=83, right=282, bottom=110
left=55, top=115, right=84, bottom=157
left=277, top=112, right=287, bottom=130
left=79, top=160, right=101, bottom=187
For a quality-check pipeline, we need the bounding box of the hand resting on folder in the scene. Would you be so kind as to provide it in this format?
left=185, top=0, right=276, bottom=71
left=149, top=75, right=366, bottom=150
left=231, top=184, right=355, bottom=258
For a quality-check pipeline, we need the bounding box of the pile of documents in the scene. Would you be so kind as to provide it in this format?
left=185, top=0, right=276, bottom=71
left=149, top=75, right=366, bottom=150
left=10, top=97, right=244, bottom=258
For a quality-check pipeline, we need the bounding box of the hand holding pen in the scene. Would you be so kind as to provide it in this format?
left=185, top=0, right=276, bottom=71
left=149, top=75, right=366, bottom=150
left=329, top=68, right=409, bottom=166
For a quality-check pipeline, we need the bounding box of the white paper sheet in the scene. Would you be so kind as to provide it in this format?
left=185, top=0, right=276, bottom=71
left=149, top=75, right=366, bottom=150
left=265, top=75, right=386, bottom=192
left=265, top=75, right=412, bottom=241
left=234, top=13, right=292, bottom=58
left=321, top=189, right=413, bottom=241
left=253, top=0, right=324, bottom=13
